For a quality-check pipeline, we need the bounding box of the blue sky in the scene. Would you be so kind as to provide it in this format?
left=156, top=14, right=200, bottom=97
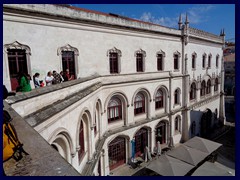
left=71, top=4, right=235, bottom=42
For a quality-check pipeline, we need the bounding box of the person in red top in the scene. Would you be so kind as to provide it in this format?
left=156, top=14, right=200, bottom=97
left=65, top=69, right=74, bottom=81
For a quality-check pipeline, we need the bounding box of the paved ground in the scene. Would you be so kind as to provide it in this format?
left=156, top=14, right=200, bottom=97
left=109, top=125, right=235, bottom=176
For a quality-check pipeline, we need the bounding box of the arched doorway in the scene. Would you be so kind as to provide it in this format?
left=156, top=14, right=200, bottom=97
left=201, top=109, right=212, bottom=137
left=134, top=128, right=148, bottom=157
left=108, top=137, right=126, bottom=170
left=155, top=121, right=167, bottom=144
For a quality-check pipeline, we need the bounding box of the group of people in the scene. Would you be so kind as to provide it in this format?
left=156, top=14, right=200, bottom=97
left=16, top=69, right=73, bottom=93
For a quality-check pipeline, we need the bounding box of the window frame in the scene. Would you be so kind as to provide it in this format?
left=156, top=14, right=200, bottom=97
left=107, top=97, right=122, bottom=123
left=202, top=54, right=206, bottom=69
left=174, top=89, right=180, bottom=105
left=190, top=82, right=196, bottom=100
left=155, top=89, right=164, bottom=109
left=134, top=93, right=145, bottom=115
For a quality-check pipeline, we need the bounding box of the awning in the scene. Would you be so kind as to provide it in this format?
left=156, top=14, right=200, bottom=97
left=146, top=155, right=194, bottom=176
left=192, top=161, right=234, bottom=176
left=167, top=145, right=209, bottom=166
left=184, top=136, right=222, bottom=155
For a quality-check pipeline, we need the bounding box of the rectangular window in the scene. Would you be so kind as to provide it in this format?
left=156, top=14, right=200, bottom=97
left=157, top=54, right=163, bottom=71
left=208, top=56, right=211, bottom=68
left=216, top=56, right=219, bottom=68
left=109, top=53, right=118, bottom=73
left=202, top=56, right=206, bottom=68
left=136, top=54, right=143, bottom=72
left=192, top=55, right=196, bottom=69
left=62, top=51, right=75, bottom=79
left=174, top=54, right=179, bottom=70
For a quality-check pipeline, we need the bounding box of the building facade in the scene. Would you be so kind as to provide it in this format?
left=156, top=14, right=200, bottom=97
left=3, top=4, right=226, bottom=175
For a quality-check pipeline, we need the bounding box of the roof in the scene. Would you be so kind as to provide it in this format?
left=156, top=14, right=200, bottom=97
left=184, top=136, right=222, bottom=155
left=192, top=161, right=234, bottom=176
left=224, top=53, right=235, bottom=62
left=146, top=155, right=194, bottom=176
left=167, top=144, right=209, bottom=166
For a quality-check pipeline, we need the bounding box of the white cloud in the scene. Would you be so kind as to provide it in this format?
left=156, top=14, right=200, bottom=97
left=139, top=5, right=215, bottom=28
left=187, top=5, right=214, bottom=24
left=140, top=12, right=178, bottom=28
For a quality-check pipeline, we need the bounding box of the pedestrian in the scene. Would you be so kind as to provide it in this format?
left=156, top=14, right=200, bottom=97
left=61, top=71, right=68, bottom=82
left=52, top=70, right=63, bottom=84
left=33, top=73, right=41, bottom=88
left=16, top=72, right=32, bottom=92
left=65, top=69, right=73, bottom=81
left=45, top=71, right=54, bottom=86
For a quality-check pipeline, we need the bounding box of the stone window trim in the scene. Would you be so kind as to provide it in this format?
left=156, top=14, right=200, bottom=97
left=135, top=49, right=146, bottom=72
left=207, top=53, right=212, bottom=69
left=174, top=88, right=181, bottom=105
left=192, top=52, right=197, bottom=70
left=173, top=51, right=181, bottom=71
left=4, top=41, right=32, bottom=78
left=174, top=115, right=181, bottom=133
left=156, top=50, right=165, bottom=71
left=216, top=54, right=220, bottom=68
left=107, top=47, right=122, bottom=74
left=202, top=53, right=207, bottom=69
left=57, top=44, right=79, bottom=76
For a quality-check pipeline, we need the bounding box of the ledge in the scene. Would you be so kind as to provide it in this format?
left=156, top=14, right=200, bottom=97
left=3, top=102, right=80, bottom=176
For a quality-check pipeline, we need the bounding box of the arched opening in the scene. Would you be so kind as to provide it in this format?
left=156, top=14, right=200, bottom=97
left=134, top=128, right=148, bottom=157
left=206, top=79, right=211, bottom=94
left=78, top=121, right=85, bottom=162
left=134, top=92, right=145, bottom=115
left=190, top=82, right=196, bottom=100
left=155, top=89, right=164, bottom=109
left=51, top=133, right=71, bottom=163
left=4, top=41, right=31, bottom=91
left=107, top=97, right=122, bottom=123
left=200, top=80, right=206, bottom=96
left=58, top=44, right=79, bottom=79
left=155, top=121, right=168, bottom=145
left=201, top=109, right=212, bottom=137
left=174, top=88, right=180, bottom=105
left=108, top=136, right=126, bottom=170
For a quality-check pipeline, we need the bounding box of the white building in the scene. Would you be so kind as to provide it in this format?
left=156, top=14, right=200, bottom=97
left=3, top=4, right=226, bottom=176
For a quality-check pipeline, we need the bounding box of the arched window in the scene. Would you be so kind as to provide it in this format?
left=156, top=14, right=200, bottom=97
left=202, top=54, right=206, bottom=68
left=4, top=41, right=31, bottom=91
left=136, top=53, right=144, bottom=72
left=175, top=116, right=181, bottom=132
left=155, top=89, right=164, bottom=109
left=107, top=47, right=121, bottom=74
left=109, top=52, right=119, bottom=73
left=107, top=97, right=122, bottom=123
left=191, top=121, right=196, bottom=136
left=208, top=54, right=212, bottom=68
left=200, top=80, right=206, bottom=96
left=206, top=79, right=211, bottom=94
left=134, top=93, right=145, bottom=115
left=108, top=137, right=126, bottom=170
left=78, top=121, right=85, bottom=161
left=214, top=78, right=218, bottom=92
left=190, top=83, right=196, bottom=100
left=192, top=52, right=197, bottom=69
left=174, top=89, right=180, bottom=104
left=58, top=44, right=79, bottom=80
left=174, top=54, right=179, bottom=70
left=216, top=55, right=219, bottom=68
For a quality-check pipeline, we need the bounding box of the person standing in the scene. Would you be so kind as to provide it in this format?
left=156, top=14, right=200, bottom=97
left=16, top=72, right=32, bottom=92
left=33, top=73, right=41, bottom=88
left=52, top=70, right=63, bottom=84
left=65, top=69, right=73, bottom=81
left=45, top=71, right=54, bottom=86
